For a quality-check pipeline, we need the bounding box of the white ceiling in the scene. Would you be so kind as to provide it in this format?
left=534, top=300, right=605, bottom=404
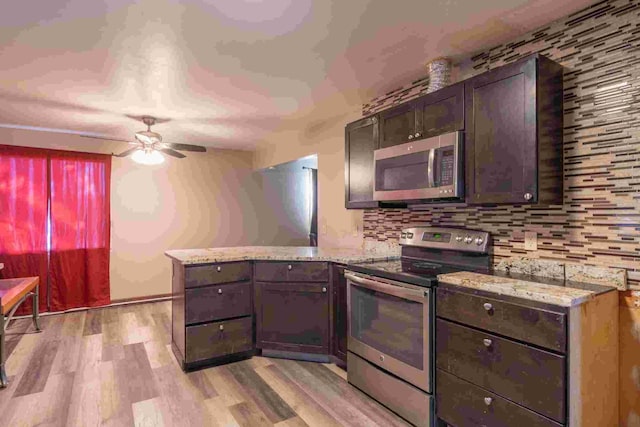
left=0, top=0, right=594, bottom=150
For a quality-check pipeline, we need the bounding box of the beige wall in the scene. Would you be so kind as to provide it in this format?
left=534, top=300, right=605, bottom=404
left=0, top=128, right=261, bottom=301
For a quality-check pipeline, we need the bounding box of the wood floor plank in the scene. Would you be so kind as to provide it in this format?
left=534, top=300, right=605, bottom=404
left=186, top=369, right=219, bottom=400
left=228, top=400, right=272, bottom=427
left=113, top=342, right=159, bottom=404
left=151, top=364, right=210, bottom=427
left=274, top=416, right=310, bottom=427
left=13, top=338, right=59, bottom=397
left=83, top=309, right=103, bottom=336
left=226, top=361, right=297, bottom=423
left=132, top=397, right=166, bottom=427
left=204, top=367, right=247, bottom=407
left=203, top=395, right=241, bottom=427
left=254, top=364, right=342, bottom=427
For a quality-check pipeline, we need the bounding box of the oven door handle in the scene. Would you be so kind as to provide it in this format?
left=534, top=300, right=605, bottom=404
left=427, top=148, right=436, bottom=188
left=345, top=272, right=429, bottom=302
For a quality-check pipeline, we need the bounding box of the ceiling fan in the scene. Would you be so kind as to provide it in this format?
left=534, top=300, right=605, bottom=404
left=85, top=116, right=207, bottom=165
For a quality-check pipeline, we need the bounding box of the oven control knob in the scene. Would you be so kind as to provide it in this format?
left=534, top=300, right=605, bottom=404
left=464, top=236, right=473, bottom=244
left=455, top=236, right=463, bottom=242
left=475, top=237, right=484, bottom=245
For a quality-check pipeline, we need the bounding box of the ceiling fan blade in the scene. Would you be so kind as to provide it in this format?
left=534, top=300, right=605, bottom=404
left=114, top=147, right=140, bottom=157
left=161, top=142, right=207, bottom=152
left=158, top=148, right=186, bottom=159
left=81, top=135, right=132, bottom=143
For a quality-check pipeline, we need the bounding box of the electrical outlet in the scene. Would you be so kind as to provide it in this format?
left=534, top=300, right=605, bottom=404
left=524, top=231, right=538, bottom=251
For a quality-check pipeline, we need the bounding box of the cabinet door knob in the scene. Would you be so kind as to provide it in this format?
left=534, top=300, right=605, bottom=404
left=524, top=192, right=533, bottom=201
left=216, top=266, right=222, bottom=272
left=483, top=302, right=493, bottom=312
left=414, top=132, right=421, bottom=138
left=408, top=134, right=414, bottom=140
left=322, top=287, right=327, bottom=293
left=219, top=324, right=224, bottom=331
left=483, top=338, right=493, bottom=347
left=218, top=289, right=223, bottom=294
left=287, top=264, right=292, bottom=271
left=484, top=397, right=493, bottom=406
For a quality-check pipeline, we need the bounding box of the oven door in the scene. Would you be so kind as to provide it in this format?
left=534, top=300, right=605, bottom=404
left=345, top=271, right=431, bottom=393
left=373, top=131, right=462, bottom=202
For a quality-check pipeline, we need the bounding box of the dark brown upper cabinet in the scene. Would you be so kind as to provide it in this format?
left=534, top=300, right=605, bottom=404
left=419, top=82, right=465, bottom=139
left=465, top=54, right=563, bottom=205
left=378, top=82, right=465, bottom=149
left=378, top=101, right=420, bottom=148
left=345, top=115, right=379, bottom=209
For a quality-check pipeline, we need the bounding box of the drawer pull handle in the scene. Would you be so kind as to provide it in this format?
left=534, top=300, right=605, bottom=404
left=218, top=289, right=223, bottom=294
left=483, top=339, right=492, bottom=347
left=288, top=264, right=292, bottom=271
left=322, top=287, right=327, bottom=293
left=484, top=397, right=493, bottom=406
left=483, top=302, right=493, bottom=312
left=379, top=355, right=385, bottom=362
left=219, top=325, right=224, bottom=331
left=216, top=266, right=222, bottom=272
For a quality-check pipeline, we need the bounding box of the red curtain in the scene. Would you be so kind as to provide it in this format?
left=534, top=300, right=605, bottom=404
left=0, top=146, right=49, bottom=314
left=0, top=145, right=111, bottom=312
left=49, top=151, right=111, bottom=311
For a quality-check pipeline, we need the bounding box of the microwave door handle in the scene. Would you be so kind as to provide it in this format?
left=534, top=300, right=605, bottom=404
left=427, top=148, right=436, bottom=188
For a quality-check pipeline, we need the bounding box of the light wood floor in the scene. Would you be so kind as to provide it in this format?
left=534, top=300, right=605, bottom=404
left=0, top=301, right=410, bottom=427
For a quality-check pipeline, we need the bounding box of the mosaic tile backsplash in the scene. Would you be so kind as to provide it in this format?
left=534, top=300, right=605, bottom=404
left=362, top=0, right=640, bottom=289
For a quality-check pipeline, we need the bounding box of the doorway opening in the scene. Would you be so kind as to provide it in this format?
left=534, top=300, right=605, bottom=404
left=257, top=154, right=318, bottom=247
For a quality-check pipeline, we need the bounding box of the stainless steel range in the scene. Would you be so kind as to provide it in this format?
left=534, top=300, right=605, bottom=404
left=345, top=226, right=491, bottom=427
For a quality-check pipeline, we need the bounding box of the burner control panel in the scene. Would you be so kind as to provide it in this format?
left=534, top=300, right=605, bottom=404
left=399, top=226, right=490, bottom=253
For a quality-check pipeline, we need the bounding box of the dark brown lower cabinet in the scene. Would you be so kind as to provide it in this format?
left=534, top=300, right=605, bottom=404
left=255, top=281, right=329, bottom=354
left=436, top=369, right=562, bottom=427
left=331, top=264, right=348, bottom=365
left=435, top=284, right=619, bottom=427
left=171, top=260, right=255, bottom=370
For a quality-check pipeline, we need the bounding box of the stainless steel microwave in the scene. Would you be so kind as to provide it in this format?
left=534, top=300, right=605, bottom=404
left=373, top=131, right=463, bottom=203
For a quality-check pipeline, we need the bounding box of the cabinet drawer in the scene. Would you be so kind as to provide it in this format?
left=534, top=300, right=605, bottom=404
left=185, top=281, right=252, bottom=325
left=254, top=261, right=329, bottom=282
left=436, top=287, right=566, bottom=352
left=185, top=317, right=253, bottom=363
left=436, top=369, right=562, bottom=427
left=185, top=262, right=251, bottom=288
left=436, top=319, right=566, bottom=422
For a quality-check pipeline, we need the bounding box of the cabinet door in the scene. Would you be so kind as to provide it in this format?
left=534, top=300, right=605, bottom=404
left=345, top=116, right=379, bottom=209
left=466, top=57, right=537, bottom=204
left=331, top=265, right=347, bottom=364
left=255, top=282, right=329, bottom=354
left=419, top=82, right=464, bottom=138
left=379, top=102, right=419, bottom=148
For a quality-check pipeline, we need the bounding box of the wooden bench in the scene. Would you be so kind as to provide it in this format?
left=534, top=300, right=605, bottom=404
left=0, top=276, right=42, bottom=388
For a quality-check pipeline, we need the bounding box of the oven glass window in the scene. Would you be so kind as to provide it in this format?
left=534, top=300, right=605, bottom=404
left=350, top=285, right=423, bottom=369
left=375, top=151, right=431, bottom=191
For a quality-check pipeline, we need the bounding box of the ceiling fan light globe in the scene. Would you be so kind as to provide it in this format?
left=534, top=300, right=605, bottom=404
left=131, top=149, right=165, bottom=165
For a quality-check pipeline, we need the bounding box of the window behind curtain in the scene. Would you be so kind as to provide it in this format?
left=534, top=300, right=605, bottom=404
left=0, top=145, right=111, bottom=312
left=49, top=152, right=111, bottom=311
left=0, top=146, right=49, bottom=313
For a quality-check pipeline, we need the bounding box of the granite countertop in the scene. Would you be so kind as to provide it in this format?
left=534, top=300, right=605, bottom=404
left=437, top=270, right=616, bottom=307
left=165, top=246, right=400, bottom=265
